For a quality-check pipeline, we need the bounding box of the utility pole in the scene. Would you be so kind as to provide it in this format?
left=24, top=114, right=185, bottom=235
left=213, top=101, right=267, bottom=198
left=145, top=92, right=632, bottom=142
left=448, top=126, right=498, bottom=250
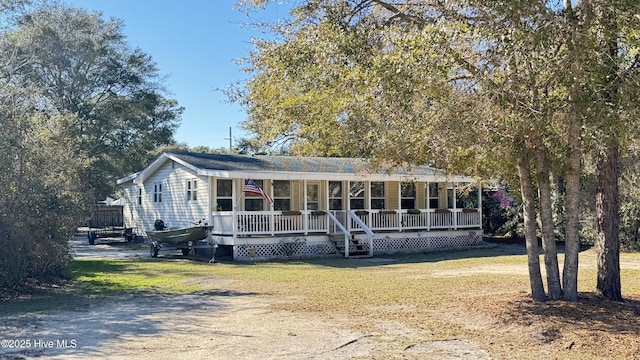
left=224, top=127, right=232, bottom=151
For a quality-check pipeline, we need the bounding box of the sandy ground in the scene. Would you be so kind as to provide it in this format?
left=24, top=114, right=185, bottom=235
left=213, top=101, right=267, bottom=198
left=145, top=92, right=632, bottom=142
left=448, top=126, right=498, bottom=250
left=0, top=235, right=491, bottom=360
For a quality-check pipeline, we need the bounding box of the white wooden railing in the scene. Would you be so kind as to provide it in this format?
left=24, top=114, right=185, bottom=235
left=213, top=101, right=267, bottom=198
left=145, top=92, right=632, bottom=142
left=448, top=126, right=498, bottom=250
left=326, top=211, right=350, bottom=257
left=348, top=210, right=374, bottom=257
left=348, top=209, right=480, bottom=232
left=211, top=208, right=481, bottom=236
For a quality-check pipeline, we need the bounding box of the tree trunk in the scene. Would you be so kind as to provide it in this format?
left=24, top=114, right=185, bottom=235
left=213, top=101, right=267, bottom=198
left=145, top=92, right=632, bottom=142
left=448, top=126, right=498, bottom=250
left=562, top=115, right=581, bottom=301
left=518, top=153, right=547, bottom=302
left=535, top=148, right=563, bottom=299
left=593, top=3, right=622, bottom=302
left=596, top=144, right=622, bottom=301
left=561, top=0, right=582, bottom=302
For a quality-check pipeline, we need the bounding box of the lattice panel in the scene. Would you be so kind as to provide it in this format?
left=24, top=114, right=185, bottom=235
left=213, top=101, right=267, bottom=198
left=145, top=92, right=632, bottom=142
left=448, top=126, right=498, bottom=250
left=373, top=232, right=482, bottom=252
left=233, top=232, right=482, bottom=260
left=235, top=241, right=338, bottom=261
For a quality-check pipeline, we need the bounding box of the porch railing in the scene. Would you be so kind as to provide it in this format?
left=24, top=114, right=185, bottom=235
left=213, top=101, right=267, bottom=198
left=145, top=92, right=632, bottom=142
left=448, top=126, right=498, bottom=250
left=211, top=208, right=481, bottom=236
left=348, top=210, right=374, bottom=257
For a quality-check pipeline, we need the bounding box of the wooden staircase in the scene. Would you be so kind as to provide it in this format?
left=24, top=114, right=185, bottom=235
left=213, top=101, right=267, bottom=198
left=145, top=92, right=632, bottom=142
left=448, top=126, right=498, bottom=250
left=330, top=234, right=371, bottom=258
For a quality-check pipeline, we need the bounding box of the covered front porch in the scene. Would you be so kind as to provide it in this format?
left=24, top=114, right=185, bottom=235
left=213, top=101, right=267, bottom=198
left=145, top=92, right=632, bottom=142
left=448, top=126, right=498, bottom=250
left=208, top=177, right=483, bottom=260
left=211, top=208, right=481, bottom=236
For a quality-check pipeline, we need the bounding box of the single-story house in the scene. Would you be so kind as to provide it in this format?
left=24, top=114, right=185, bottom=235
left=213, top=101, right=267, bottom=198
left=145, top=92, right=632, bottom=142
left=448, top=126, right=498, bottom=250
left=117, top=151, right=483, bottom=261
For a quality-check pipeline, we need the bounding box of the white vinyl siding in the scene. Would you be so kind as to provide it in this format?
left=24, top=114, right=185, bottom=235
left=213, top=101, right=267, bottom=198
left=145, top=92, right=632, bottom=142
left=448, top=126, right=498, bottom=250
left=123, top=161, right=209, bottom=236
left=121, top=181, right=143, bottom=230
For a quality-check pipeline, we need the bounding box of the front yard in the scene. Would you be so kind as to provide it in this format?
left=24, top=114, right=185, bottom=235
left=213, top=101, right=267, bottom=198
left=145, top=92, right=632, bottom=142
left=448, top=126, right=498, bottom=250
left=1, top=240, right=639, bottom=359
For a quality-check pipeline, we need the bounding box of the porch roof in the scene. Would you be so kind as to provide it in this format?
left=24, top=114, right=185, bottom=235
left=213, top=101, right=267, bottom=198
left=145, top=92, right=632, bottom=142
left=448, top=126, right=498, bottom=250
left=118, top=151, right=473, bottom=184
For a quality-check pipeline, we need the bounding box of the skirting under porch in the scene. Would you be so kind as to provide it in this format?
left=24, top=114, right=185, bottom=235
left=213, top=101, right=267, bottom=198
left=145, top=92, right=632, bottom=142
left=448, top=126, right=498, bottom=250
left=216, top=230, right=484, bottom=261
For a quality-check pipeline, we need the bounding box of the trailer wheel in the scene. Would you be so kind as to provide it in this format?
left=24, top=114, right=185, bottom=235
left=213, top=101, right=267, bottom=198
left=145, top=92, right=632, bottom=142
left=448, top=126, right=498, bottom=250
left=150, top=244, right=159, bottom=258
left=88, top=231, right=96, bottom=245
left=181, top=248, right=190, bottom=256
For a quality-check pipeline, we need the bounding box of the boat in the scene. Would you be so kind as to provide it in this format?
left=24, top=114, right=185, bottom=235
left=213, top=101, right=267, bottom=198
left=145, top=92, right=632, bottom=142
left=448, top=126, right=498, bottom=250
left=148, top=219, right=213, bottom=257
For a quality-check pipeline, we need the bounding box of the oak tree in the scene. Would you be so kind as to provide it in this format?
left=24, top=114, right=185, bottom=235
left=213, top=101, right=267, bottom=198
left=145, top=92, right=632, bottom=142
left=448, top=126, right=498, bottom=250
left=6, top=4, right=182, bottom=200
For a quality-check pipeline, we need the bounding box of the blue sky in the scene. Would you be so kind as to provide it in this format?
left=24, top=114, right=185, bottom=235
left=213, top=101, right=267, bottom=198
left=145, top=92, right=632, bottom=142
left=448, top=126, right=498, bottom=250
left=66, top=0, right=291, bottom=150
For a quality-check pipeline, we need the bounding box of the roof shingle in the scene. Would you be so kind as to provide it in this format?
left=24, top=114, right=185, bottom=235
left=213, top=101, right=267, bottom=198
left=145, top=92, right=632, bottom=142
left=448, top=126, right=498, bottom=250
left=169, top=152, right=440, bottom=176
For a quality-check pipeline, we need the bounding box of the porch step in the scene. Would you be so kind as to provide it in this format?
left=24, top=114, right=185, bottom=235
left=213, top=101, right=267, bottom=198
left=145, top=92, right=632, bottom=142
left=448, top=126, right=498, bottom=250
left=331, top=235, right=371, bottom=257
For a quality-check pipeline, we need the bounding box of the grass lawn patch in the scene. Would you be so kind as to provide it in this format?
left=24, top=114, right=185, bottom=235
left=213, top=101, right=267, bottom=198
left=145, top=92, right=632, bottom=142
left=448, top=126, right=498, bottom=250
left=71, top=259, right=213, bottom=295
left=2, top=245, right=640, bottom=359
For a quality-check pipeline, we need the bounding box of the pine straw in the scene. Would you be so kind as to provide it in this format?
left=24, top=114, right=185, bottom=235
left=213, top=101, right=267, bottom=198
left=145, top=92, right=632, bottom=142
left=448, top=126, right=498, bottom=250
left=473, top=292, right=640, bottom=359
left=225, top=247, right=640, bottom=360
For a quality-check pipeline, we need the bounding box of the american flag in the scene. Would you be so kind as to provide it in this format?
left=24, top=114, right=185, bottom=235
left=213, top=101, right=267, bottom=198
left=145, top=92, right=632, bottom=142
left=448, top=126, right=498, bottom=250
left=243, top=179, right=273, bottom=204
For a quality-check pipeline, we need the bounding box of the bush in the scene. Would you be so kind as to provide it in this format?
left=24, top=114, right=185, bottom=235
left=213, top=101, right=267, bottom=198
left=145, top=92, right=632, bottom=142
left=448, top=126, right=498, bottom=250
left=0, top=102, right=86, bottom=289
left=482, top=189, right=522, bottom=237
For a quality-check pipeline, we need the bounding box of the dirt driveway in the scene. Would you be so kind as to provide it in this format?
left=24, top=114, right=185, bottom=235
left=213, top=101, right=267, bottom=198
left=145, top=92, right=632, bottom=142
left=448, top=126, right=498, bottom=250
left=0, top=236, right=490, bottom=360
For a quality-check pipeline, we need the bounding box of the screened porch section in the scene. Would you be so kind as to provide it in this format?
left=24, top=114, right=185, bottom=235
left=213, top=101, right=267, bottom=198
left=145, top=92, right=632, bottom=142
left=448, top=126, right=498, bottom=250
left=211, top=208, right=480, bottom=236
left=210, top=179, right=482, bottom=237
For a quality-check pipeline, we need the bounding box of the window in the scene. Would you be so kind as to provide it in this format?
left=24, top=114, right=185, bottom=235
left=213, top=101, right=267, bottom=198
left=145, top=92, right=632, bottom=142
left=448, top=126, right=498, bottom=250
left=153, top=182, right=162, bottom=203
left=186, top=179, right=198, bottom=201
left=245, top=179, right=265, bottom=211
left=216, top=179, right=232, bottom=211
left=349, top=181, right=365, bottom=209
left=371, top=182, right=385, bottom=209
left=329, top=181, right=343, bottom=210
left=401, top=183, right=416, bottom=209
left=273, top=180, right=291, bottom=211
left=427, top=183, right=439, bottom=209
left=137, top=187, right=142, bottom=205
left=447, top=184, right=455, bottom=208
left=306, top=183, right=319, bottom=210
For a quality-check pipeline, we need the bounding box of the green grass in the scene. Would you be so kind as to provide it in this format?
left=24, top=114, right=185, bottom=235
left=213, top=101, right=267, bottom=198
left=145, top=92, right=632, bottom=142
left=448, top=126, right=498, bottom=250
left=25, top=247, right=523, bottom=313
left=70, top=246, right=635, bottom=303
left=70, top=259, right=210, bottom=294
left=4, top=246, right=640, bottom=359
left=5, top=249, right=640, bottom=359
left=9, top=247, right=640, bottom=312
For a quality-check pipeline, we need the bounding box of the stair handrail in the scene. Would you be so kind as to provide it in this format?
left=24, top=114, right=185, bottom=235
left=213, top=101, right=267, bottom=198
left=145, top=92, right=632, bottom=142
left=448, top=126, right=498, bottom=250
left=327, top=211, right=351, bottom=257
left=348, top=210, right=374, bottom=257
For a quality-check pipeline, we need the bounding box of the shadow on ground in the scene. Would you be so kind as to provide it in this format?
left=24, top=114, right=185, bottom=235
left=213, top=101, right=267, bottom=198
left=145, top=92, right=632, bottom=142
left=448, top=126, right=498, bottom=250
left=500, top=292, right=640, bottom=337
left=0, top=288, right=260, bottom=359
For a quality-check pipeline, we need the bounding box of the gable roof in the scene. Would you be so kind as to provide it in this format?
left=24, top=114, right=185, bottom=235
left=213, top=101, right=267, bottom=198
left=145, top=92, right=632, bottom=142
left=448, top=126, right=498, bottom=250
left=171, top=152, right=399, bottom=173
left=118, top=151, right=472, bottom=184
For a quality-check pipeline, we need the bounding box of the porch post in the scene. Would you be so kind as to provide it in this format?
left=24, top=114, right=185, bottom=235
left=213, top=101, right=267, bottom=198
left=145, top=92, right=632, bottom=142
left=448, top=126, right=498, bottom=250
left=398, top=181, right=402, bottom=232
left=398, top=181, right=401, bottom=210
left=270, top=179, right=275, bottom=236
left=232, top=179, right=238, bottom=238
left=366, top=180, right=371, bottom=209
left=366, top=180, right=371, bottom=225
left=478, top=182, right=482, bottom=227
left=303, top=179, right=308, bottom=235
left=452, top=182, right=457, bottom=209
left=345, top=180, right=351, bottom=233
left=326, top=181, right=331, bottom=234
left=453, top=182, right=458, bottom=230
left=426, top=182, right=431, bottom=230
left=208, top=177, right=213, bottom=228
